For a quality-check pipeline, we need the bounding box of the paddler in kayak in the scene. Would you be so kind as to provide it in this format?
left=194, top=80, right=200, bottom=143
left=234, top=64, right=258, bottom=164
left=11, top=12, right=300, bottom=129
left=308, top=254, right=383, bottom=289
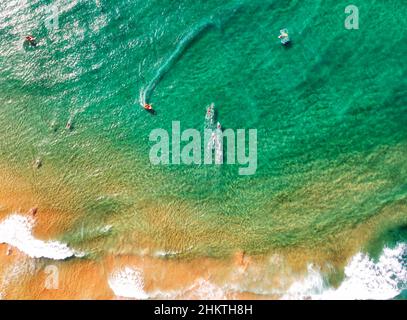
left=144, top=103, right=156, bottom=114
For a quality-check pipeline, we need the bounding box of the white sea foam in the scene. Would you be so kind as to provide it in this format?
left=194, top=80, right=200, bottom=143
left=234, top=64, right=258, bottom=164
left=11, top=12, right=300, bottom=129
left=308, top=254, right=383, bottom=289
left=108, top=267, right=149, bottom=300
left=0, top=256, right=36, bottom=299
left=0, top=214, right=82, bottom=260
left=109, top=245, right=406, bottom=300
left=153, top=250, right=181, bottom=258
left=182, top=278, right=226, bottom=300
left=283, top=243, right=407, bottom=300
left=151, top=278, right=226, bottom=300
left=108, top=265, right=227, bottom=300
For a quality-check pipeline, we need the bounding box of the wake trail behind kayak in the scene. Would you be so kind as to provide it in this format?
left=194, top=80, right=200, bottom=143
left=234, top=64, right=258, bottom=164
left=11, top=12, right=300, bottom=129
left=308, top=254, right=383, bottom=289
left=140, top=19, right=215, bottom=106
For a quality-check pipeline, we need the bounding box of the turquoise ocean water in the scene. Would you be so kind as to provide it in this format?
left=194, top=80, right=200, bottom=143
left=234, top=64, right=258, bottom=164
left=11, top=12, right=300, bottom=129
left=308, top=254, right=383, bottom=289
left=0, top=0, right=406, bottom=297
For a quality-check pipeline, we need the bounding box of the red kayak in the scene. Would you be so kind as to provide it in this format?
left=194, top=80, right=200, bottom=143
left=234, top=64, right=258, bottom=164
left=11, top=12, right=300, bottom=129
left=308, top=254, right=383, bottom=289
left=143, top=103, right=156, bottom=115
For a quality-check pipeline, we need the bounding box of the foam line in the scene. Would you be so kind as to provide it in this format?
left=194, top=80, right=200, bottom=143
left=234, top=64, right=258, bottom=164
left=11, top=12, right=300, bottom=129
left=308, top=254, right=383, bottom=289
left=0, top=214, right=83, bottom=260
left=283, top=243, right=407, bottom=300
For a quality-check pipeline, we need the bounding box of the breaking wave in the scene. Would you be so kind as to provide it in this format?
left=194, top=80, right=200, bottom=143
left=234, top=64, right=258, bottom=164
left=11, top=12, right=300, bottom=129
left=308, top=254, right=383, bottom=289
left=0, top=214, right=84, bottom=260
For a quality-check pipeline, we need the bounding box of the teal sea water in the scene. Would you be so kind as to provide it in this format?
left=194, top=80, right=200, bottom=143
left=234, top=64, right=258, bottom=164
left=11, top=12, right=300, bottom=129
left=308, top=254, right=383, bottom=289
left=0, top=0, right=406, bottom=297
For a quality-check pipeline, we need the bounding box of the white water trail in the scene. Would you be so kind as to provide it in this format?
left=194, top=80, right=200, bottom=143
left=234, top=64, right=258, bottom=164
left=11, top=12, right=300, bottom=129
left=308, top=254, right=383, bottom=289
left=139, top=2, right=243, bottom=106
left=140, top=19, right=215, bottom=106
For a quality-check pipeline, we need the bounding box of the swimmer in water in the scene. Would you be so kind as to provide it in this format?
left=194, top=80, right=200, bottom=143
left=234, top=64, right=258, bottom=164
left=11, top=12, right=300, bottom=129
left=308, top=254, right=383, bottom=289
left=278, top=32, right=288, bottom=39
left=25, top=35, right=37, bottom=46
left=34, top=158, right=42, bottom=169
left=28, top=207, right=38, bottom=216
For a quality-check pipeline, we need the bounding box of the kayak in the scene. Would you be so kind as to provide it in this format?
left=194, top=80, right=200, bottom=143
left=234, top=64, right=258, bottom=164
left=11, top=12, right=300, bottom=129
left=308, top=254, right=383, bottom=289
left=143, top=103, right=156, bottom=115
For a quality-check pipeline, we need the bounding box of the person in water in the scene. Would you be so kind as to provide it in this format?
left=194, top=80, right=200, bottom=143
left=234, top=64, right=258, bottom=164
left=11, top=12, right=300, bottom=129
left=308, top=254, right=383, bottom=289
left=28, top=207, right=38, bottom=216
left=34, top=158, right=42, bottom=169
left=66, top=120, right=73, bottom=130
left=278, top=31, right=288, bottom=39
left=144, top=103, right=156, bottom=114
left=25, top=35, right=37, bottom=46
